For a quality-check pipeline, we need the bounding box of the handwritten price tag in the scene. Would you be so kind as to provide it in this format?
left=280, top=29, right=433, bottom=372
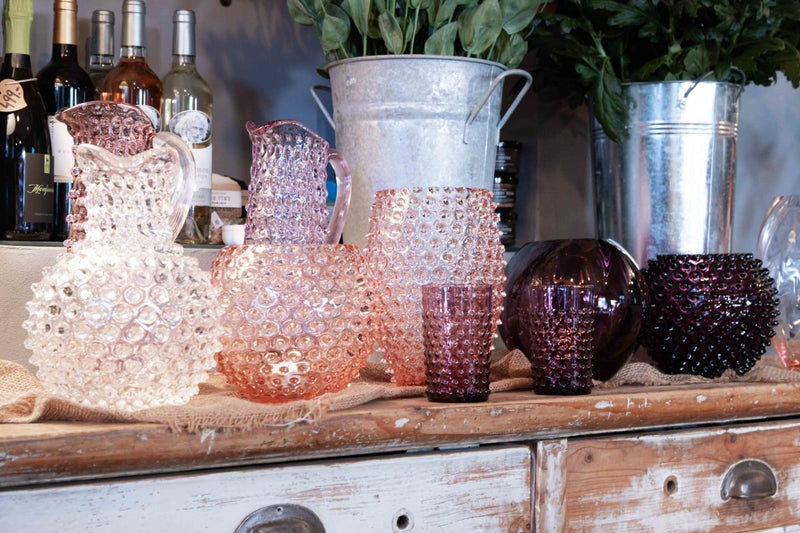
left=0, top=79, right=27, bottom=112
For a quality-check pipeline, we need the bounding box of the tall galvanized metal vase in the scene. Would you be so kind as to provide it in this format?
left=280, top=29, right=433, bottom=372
left=592, top=81, right=743, bottom=267
left=313, top=55, right=532, bottom=248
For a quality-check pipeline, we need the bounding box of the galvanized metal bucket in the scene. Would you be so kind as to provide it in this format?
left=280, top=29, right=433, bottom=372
left=312, top=55, right=532, bottom=248
left=592, top=81, right=743, bottom=267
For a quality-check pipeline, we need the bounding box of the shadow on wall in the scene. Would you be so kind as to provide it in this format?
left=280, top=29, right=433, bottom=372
left=500, top=51, right=594, bottom=248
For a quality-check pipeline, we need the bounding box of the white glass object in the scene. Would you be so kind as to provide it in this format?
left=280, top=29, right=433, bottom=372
left=23, top=140, right=222, bottom=412
left=757, top=195, right=800, bottom=370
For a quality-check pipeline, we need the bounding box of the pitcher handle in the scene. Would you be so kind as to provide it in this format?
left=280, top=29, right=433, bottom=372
left=311, top=85, right=336, bottom=130
left=463, top=69, right=532, bottom=143
left=326, top=149, right=351, bottom=244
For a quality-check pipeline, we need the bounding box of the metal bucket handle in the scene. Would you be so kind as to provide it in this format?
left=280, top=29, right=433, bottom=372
left=463, top=68, right=532, bottom=143
left=309, top=85, right=336, bottom=131
left=310, top=68, right=533, bottom=137
left=310, top=85, right=336, bottom=130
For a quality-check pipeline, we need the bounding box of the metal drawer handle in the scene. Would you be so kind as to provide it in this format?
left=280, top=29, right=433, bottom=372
left=234, top=504, right=326, bottom=533
left=721, top=459, right=778, bottom=500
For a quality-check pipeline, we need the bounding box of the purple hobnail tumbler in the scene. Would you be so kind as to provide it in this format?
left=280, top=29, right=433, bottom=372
left=521, top=285, right=597, bottom=395
left=422, top=284, right=494, bottom=403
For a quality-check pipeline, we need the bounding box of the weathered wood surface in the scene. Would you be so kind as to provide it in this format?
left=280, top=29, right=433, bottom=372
left=561, top=419, right=800, bottom=532
left=2, top=381, right=800, bottom=488
left=0, top=445, right=532, bottom=532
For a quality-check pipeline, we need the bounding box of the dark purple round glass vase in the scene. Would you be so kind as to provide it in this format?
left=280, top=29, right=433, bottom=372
left=501, top=239, right=642, bottom=381
left=641, top=253, right=779, bottom=378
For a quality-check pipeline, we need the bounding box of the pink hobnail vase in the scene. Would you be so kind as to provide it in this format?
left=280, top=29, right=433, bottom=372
left=365, top=186, right=506, bottom=386
left=244, top=120, right=351, bottom=245
left=210, top=243, right=380, bottom=403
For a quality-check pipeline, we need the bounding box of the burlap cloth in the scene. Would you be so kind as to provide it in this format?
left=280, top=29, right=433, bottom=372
left=2, top=350, right=799, bottom=433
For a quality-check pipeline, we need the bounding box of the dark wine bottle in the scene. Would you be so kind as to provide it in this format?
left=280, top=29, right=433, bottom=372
left=0, top=0, right=54, bottom=240
left=37, top=0, right=95, bottom=241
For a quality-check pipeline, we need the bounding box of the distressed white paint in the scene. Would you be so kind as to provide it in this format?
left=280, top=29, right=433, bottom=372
left=696, top=395, right=708, bottom=403
left=594, top=400, right=614, bottom=409
left=0, top=445, right=531, bottom=532
left=394, top=418, right=409, bottom=428
left=534, top=439, right=568, bottom=533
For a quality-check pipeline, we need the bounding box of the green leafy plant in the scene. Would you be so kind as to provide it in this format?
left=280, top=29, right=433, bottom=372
left=528, top=0, right=800, bottom=141
left=287, top=0, right=544, bottom=69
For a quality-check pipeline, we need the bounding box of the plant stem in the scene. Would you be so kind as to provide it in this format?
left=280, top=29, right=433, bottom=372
left=410, top=5, right=420, bottom=52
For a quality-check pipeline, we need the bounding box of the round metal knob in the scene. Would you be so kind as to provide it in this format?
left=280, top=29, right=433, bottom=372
left=234, top=504, right=326, bottom=533
left=721, top=459, right=778, bottom=500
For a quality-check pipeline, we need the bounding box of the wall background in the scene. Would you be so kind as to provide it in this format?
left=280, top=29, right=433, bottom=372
left=25, top=0, right=800, bottom=253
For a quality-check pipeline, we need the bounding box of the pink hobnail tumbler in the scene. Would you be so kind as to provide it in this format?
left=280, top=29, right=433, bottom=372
left=244, top=120, right=351, bottom=245
left=365, top=186, right=506, bottom=386
left=522, top=285, right=597, bottom=395
left=422, top=284, right=494, bottom=402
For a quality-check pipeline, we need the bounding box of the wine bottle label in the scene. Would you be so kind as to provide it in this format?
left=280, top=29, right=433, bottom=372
left=169, top=110, right=211, bottom=144
left=138, top=104, right=161, bottom=131
left=192, top=187, right=211, bottom=206
left=0, top=79, right=27, bottom=112
left=211, top=189, right=242, bottom=209
left=48, top=116, right=75, bottom=184
left=23, top=153, right=54, bottom=223
left=191, top=144, right=212, bottom=191
left=210, top=210, right=224, bottom=229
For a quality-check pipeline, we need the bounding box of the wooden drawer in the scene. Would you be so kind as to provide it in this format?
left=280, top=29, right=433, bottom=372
left=535, top=420, right=800, bottom=532
left=0, top=444, right=531, bottom=532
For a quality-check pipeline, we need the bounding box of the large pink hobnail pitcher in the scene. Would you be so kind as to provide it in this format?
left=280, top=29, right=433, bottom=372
left=244, top=120, right=351, bottom=245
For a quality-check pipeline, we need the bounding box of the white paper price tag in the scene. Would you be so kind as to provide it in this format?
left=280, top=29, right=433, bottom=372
left=0, top=79, right=27, bottom=112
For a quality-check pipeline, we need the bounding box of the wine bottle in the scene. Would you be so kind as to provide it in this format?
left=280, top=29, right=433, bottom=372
left=88, top=9, right=114, bottom=99
left=0, top=0, right=54, bottom=240
left=102, top=0, right=161, bottom=130
left=37, top=0, right=95, bottom=241
left=162, top=9, right=213, bottom=244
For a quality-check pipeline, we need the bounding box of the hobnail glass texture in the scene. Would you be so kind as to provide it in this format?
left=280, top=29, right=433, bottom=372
left=501, top=239, right=641, bottom=381
left=244, top=120, right=352, bottom=245
left=365, top=187, right=506, bottom=386
left=56, top=101, right=156, bottom=249
left=520, top=285, right=597, bottom=395
left=422, top=284, right=493, bottom=403
left=210, top=244, right=379, bottom=403
left=641, top=253, right=779, bottom=378
left=756, top=196, right=800, bottom=370
left=23, top=143, right=222, bottom=412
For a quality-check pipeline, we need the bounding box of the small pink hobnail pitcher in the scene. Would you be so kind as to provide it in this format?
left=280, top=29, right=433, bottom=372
left=244, top=120, right=351, bottom=245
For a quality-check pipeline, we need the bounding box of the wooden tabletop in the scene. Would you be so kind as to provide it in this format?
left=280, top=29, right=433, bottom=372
left=2, top=379, right=800, bottom=489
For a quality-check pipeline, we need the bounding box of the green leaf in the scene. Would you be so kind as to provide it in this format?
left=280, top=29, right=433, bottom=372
left=318, top=5, right=351, bottom=53
left=434, top=0, right=460, bottom=28
left=424, top=21, right=459, bottom=55
left=458, top=0, right=504, bottom=56
left=378, top=11, right=405, bottom=53
left=499, top=0, right=542, bottom=34
left=287, top=0, right=317, bottom=25
left=343, top=0, right=371, bottom=37
left=489, top=31, right=528, bottom=68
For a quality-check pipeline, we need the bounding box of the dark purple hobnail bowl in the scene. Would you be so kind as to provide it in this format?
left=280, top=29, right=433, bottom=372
left=501, top=239, right=642, bottom=381
left=640, top=253, right=779, bottom=378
